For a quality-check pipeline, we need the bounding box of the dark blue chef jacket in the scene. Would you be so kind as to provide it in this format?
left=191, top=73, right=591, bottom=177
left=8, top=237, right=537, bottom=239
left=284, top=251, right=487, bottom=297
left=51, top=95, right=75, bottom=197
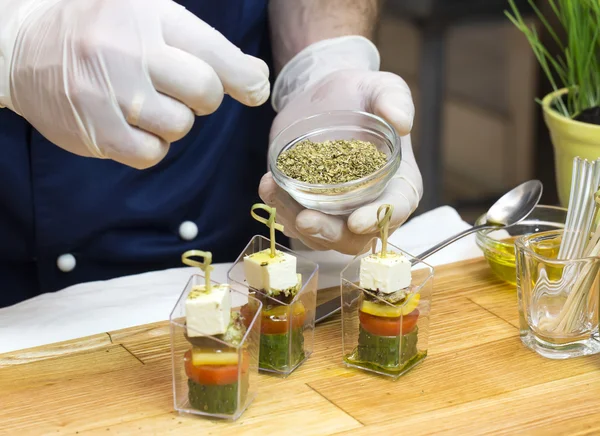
left=0, top=0, right=279, bottom=307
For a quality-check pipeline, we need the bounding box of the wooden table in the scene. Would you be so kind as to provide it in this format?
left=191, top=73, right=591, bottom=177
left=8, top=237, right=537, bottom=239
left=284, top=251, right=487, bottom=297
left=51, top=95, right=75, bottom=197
left=3, top=258, right=600, bottom=435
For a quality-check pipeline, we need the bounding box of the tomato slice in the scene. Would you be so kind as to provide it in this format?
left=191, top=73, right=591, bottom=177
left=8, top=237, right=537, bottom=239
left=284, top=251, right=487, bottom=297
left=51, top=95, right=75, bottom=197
left=184, top=350, right=249, bottom=385
left=261, top=301, right=306, bottom=335
left=358, top=309, right=419, bottom=337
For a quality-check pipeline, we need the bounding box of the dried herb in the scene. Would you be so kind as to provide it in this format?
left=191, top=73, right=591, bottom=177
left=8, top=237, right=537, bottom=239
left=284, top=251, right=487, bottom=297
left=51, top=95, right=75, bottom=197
left=277, top=139, right=387, bottom=184
left=362, top=287, right=411, bottom=304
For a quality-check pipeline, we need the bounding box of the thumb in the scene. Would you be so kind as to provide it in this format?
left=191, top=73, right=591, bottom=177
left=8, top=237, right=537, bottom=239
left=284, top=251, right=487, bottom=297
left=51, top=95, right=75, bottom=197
left=364, top=72, right=414, bottom=136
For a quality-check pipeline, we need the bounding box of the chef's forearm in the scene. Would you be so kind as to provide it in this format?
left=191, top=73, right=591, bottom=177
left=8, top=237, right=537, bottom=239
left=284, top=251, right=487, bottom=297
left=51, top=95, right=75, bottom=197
left=268, top=0, right=381, bottom=73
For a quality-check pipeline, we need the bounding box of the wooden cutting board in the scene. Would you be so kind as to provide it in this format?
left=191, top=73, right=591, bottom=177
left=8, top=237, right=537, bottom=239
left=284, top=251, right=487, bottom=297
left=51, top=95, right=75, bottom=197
left=2, top=258, right=600, bottom=436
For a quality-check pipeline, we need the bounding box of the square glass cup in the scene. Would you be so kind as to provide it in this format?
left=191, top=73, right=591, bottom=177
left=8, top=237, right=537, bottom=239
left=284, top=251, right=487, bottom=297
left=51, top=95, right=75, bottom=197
left=169, top=275, right=262, bottom=421
left=341, top=238, right=433, bottom=379
left=227, top=235, right=319, bottom=377
left=515, top=230, right=600, bottom=359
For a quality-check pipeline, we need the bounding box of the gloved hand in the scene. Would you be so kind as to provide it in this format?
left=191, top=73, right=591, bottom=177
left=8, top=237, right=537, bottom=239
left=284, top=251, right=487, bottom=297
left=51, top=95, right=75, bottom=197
left=259, top=36, right=422, bottom=255
left=0, top=0, right=270, bottom=169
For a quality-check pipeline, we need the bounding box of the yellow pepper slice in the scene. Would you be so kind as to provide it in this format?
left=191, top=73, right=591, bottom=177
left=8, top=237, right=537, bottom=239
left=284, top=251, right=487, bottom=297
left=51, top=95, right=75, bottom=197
left=263, top=301, right=306, bottom=318
left=191, top=348, right=239, bottom=366
left=360, top=293, right=420, bottom=318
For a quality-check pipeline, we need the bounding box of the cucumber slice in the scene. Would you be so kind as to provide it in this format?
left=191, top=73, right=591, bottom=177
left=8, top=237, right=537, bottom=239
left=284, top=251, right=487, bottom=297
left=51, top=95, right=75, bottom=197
left=360, top=293, right=420, bottom=318
left=192, top=348, right=239, bottom=366
left=187, top=377, right=248, bottom=415
left=259, top=327, right=305, bottom=371
left=356, top=327, right=419, bottom=368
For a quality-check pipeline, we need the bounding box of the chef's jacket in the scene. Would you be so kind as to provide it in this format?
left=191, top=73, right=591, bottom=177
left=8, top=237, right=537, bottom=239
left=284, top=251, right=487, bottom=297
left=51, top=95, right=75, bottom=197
left=0, top=0, right=278, bottom=307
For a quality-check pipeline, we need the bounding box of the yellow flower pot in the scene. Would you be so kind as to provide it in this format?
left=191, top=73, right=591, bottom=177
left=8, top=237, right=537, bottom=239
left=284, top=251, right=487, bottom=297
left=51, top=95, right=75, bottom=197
left=542, top=89, right=600, bottom=206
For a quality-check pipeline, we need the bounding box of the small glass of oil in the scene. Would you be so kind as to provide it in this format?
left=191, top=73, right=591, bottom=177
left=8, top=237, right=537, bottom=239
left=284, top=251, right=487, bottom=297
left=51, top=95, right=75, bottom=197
left=475, top=205, right=567, bottom=285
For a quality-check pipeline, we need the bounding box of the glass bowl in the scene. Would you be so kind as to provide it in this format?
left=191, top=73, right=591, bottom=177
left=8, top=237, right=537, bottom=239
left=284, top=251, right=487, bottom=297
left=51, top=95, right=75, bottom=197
left=475, top=205, right=567, bottom=285
left=268, top=111, right=402, bottom=216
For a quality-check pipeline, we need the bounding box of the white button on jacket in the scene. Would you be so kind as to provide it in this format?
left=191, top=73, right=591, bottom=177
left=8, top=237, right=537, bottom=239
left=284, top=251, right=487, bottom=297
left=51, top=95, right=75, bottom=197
left=57, top=254, right=76, bottom=272
left=179, top=221, right=198, bottom=241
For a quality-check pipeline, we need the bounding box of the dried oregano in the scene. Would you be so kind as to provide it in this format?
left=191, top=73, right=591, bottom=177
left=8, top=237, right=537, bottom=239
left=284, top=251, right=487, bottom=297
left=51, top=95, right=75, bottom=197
left=276, top=139, right=387, bottom=184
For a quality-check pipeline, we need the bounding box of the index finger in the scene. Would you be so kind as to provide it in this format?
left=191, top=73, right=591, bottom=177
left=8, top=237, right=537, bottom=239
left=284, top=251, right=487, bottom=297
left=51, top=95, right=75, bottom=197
left=160, top=2, right=270, bottom=107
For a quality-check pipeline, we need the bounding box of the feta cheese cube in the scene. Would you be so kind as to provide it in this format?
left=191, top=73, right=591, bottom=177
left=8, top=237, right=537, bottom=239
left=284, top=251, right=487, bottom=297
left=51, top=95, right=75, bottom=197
left=185, top=284, right=231, bottom=337
left=243, top=249, right=298, bottom=292
left=359, top=252, right=411, bottom=294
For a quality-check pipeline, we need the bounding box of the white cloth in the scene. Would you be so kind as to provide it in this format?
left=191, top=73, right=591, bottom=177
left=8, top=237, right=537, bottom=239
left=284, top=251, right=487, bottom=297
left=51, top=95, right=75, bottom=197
left=0, top=206, right=481, bottom=354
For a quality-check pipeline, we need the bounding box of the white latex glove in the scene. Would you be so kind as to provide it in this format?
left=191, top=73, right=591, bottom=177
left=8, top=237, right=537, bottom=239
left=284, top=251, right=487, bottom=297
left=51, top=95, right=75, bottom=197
left=0, top=0, right=270, bottom=169
left=259, top=36, right=422, bottom=255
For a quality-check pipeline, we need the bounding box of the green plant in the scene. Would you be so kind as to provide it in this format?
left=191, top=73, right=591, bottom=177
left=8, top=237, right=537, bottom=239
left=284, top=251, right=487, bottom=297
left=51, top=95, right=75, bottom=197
left=505, top=0, right=600, bottom=119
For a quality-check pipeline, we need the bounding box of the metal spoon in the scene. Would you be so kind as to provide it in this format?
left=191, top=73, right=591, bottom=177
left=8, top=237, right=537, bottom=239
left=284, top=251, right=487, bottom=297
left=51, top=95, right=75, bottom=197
left=315, top=179, right=543, bottom=323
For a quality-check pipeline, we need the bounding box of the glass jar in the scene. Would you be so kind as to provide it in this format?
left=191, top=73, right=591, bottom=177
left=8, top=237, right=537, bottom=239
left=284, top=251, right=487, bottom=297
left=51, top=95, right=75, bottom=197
left=269, top=110, right=402, bottom=216
left=515, top=230, right=600, bottom=359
